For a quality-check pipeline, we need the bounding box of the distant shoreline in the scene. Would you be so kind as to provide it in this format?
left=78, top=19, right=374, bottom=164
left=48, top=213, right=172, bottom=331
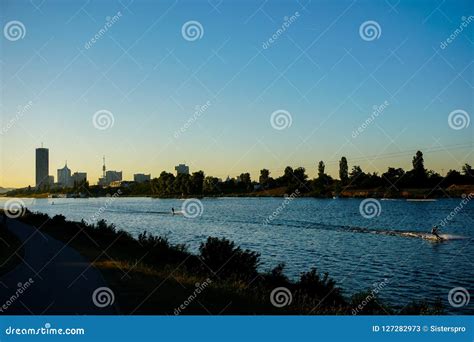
left=3, top=188, right=473, bottom=200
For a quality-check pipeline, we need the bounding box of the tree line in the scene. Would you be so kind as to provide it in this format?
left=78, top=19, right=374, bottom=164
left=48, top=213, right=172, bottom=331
left=124, top=150, right=473, bottom=197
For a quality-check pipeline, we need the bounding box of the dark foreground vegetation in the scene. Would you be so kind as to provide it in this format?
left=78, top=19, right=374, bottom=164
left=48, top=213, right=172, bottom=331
left=7, top=151, right=474, bottom=199
left=0, top=211, right=23, bottom=276
left=16, top=209, right=443, bottom=315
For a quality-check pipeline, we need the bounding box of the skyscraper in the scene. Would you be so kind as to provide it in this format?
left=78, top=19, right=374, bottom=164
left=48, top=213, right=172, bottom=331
left=35, top=146, right=49, bottom=189
left=57, top=162, right=72, bottom=188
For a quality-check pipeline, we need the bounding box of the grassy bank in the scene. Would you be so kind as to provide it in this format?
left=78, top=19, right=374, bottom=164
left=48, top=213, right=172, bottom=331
left=17, top=210, right=442, bottom=315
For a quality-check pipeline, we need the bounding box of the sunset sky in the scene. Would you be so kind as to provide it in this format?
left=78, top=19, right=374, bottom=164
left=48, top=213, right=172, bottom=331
left=1, top=0, right=473, bottom=188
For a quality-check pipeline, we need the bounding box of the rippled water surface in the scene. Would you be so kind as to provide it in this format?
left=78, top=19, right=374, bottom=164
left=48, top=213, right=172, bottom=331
left=2, top=197, right=473, bottom=313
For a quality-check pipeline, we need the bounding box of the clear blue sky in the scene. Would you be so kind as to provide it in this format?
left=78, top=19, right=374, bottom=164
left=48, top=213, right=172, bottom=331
left=1, top=0, right=473, bottom=187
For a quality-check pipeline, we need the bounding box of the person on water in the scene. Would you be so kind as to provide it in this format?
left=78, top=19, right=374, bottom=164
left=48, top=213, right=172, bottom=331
left=171, top=207, right=175, bottom=215
left=431, top=225, right=441, bottom=240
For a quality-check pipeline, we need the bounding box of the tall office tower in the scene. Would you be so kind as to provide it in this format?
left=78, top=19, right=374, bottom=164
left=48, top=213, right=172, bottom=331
left=35, top=146, right=49, bottom=189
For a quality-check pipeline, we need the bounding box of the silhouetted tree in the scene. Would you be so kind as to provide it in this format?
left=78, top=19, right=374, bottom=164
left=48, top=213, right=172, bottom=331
left=313, top=161, right=332, bottom=194
left=349, top=165, right=365, bottom=186
left=203, top=176, right=220, bottom=194
left=412, top=151, right=425, bottom=172
left=426, top=170, right=443, bottom=187
left=462, top=163, right=472, bottom=177
left=382, top=167, right=405, bottom=188
left=174, top=173, right=191, bottom=195
left=461, top=163, right=474, bottom=184
left=156, top=171, right=175, bottom=195
left=286, top=167, right=308, bottom=193
left=259, top=169, right=270, bottom=186
left=411, top=150, right=427, bottom=186
left=339, top=157, right=348, bottom=185
left=293, top=167, right=307, bottom=183
left=239, top=173, right=252, bottom=192
left=444, top=169, right=463, bottom=186
left=364, top=172, right=383, bottom=188
left=318, top=161, right=325, bottom=179
left=190, top=171, right=204, bottom=195
left=283, top=166, right=294, bottom=184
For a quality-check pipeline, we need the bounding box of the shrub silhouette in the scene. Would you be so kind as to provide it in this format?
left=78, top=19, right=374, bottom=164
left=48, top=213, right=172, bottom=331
left=350, top=290, right=390, bottom=315
left=138, top=231, right=190, bottom=266
left=199, top=237, right=260, bottom=280
left=96, top=219, right=117, bottom=234
left=269, top=263, right=290, bottom=284
left=52, top=214, right=66, bottom=225
left=295, top=268, right=346, bottom=308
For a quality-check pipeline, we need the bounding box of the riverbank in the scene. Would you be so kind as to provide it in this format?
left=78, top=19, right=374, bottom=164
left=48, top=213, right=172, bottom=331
left=12, top=209, right=442, bottom=315
left=6, top=184, right=474, bottom=199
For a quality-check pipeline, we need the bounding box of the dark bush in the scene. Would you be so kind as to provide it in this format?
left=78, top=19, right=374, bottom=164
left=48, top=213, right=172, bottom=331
left=95, top=219, right=116, bottom=234
left=260, top=263, right=290, bottom=288
left=52, top=214, right=66, bottom=225
left=138, top=231, right=190, bottom=266
left=295, top=268, right=345, bottom=307
left=199, top=237, right=260, bottom=280
left=350, top=291, right=391, bottom=315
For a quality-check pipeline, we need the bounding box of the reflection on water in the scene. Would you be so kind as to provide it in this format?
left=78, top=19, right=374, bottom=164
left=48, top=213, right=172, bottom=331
left=1, top=197, right=472, bottom=314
